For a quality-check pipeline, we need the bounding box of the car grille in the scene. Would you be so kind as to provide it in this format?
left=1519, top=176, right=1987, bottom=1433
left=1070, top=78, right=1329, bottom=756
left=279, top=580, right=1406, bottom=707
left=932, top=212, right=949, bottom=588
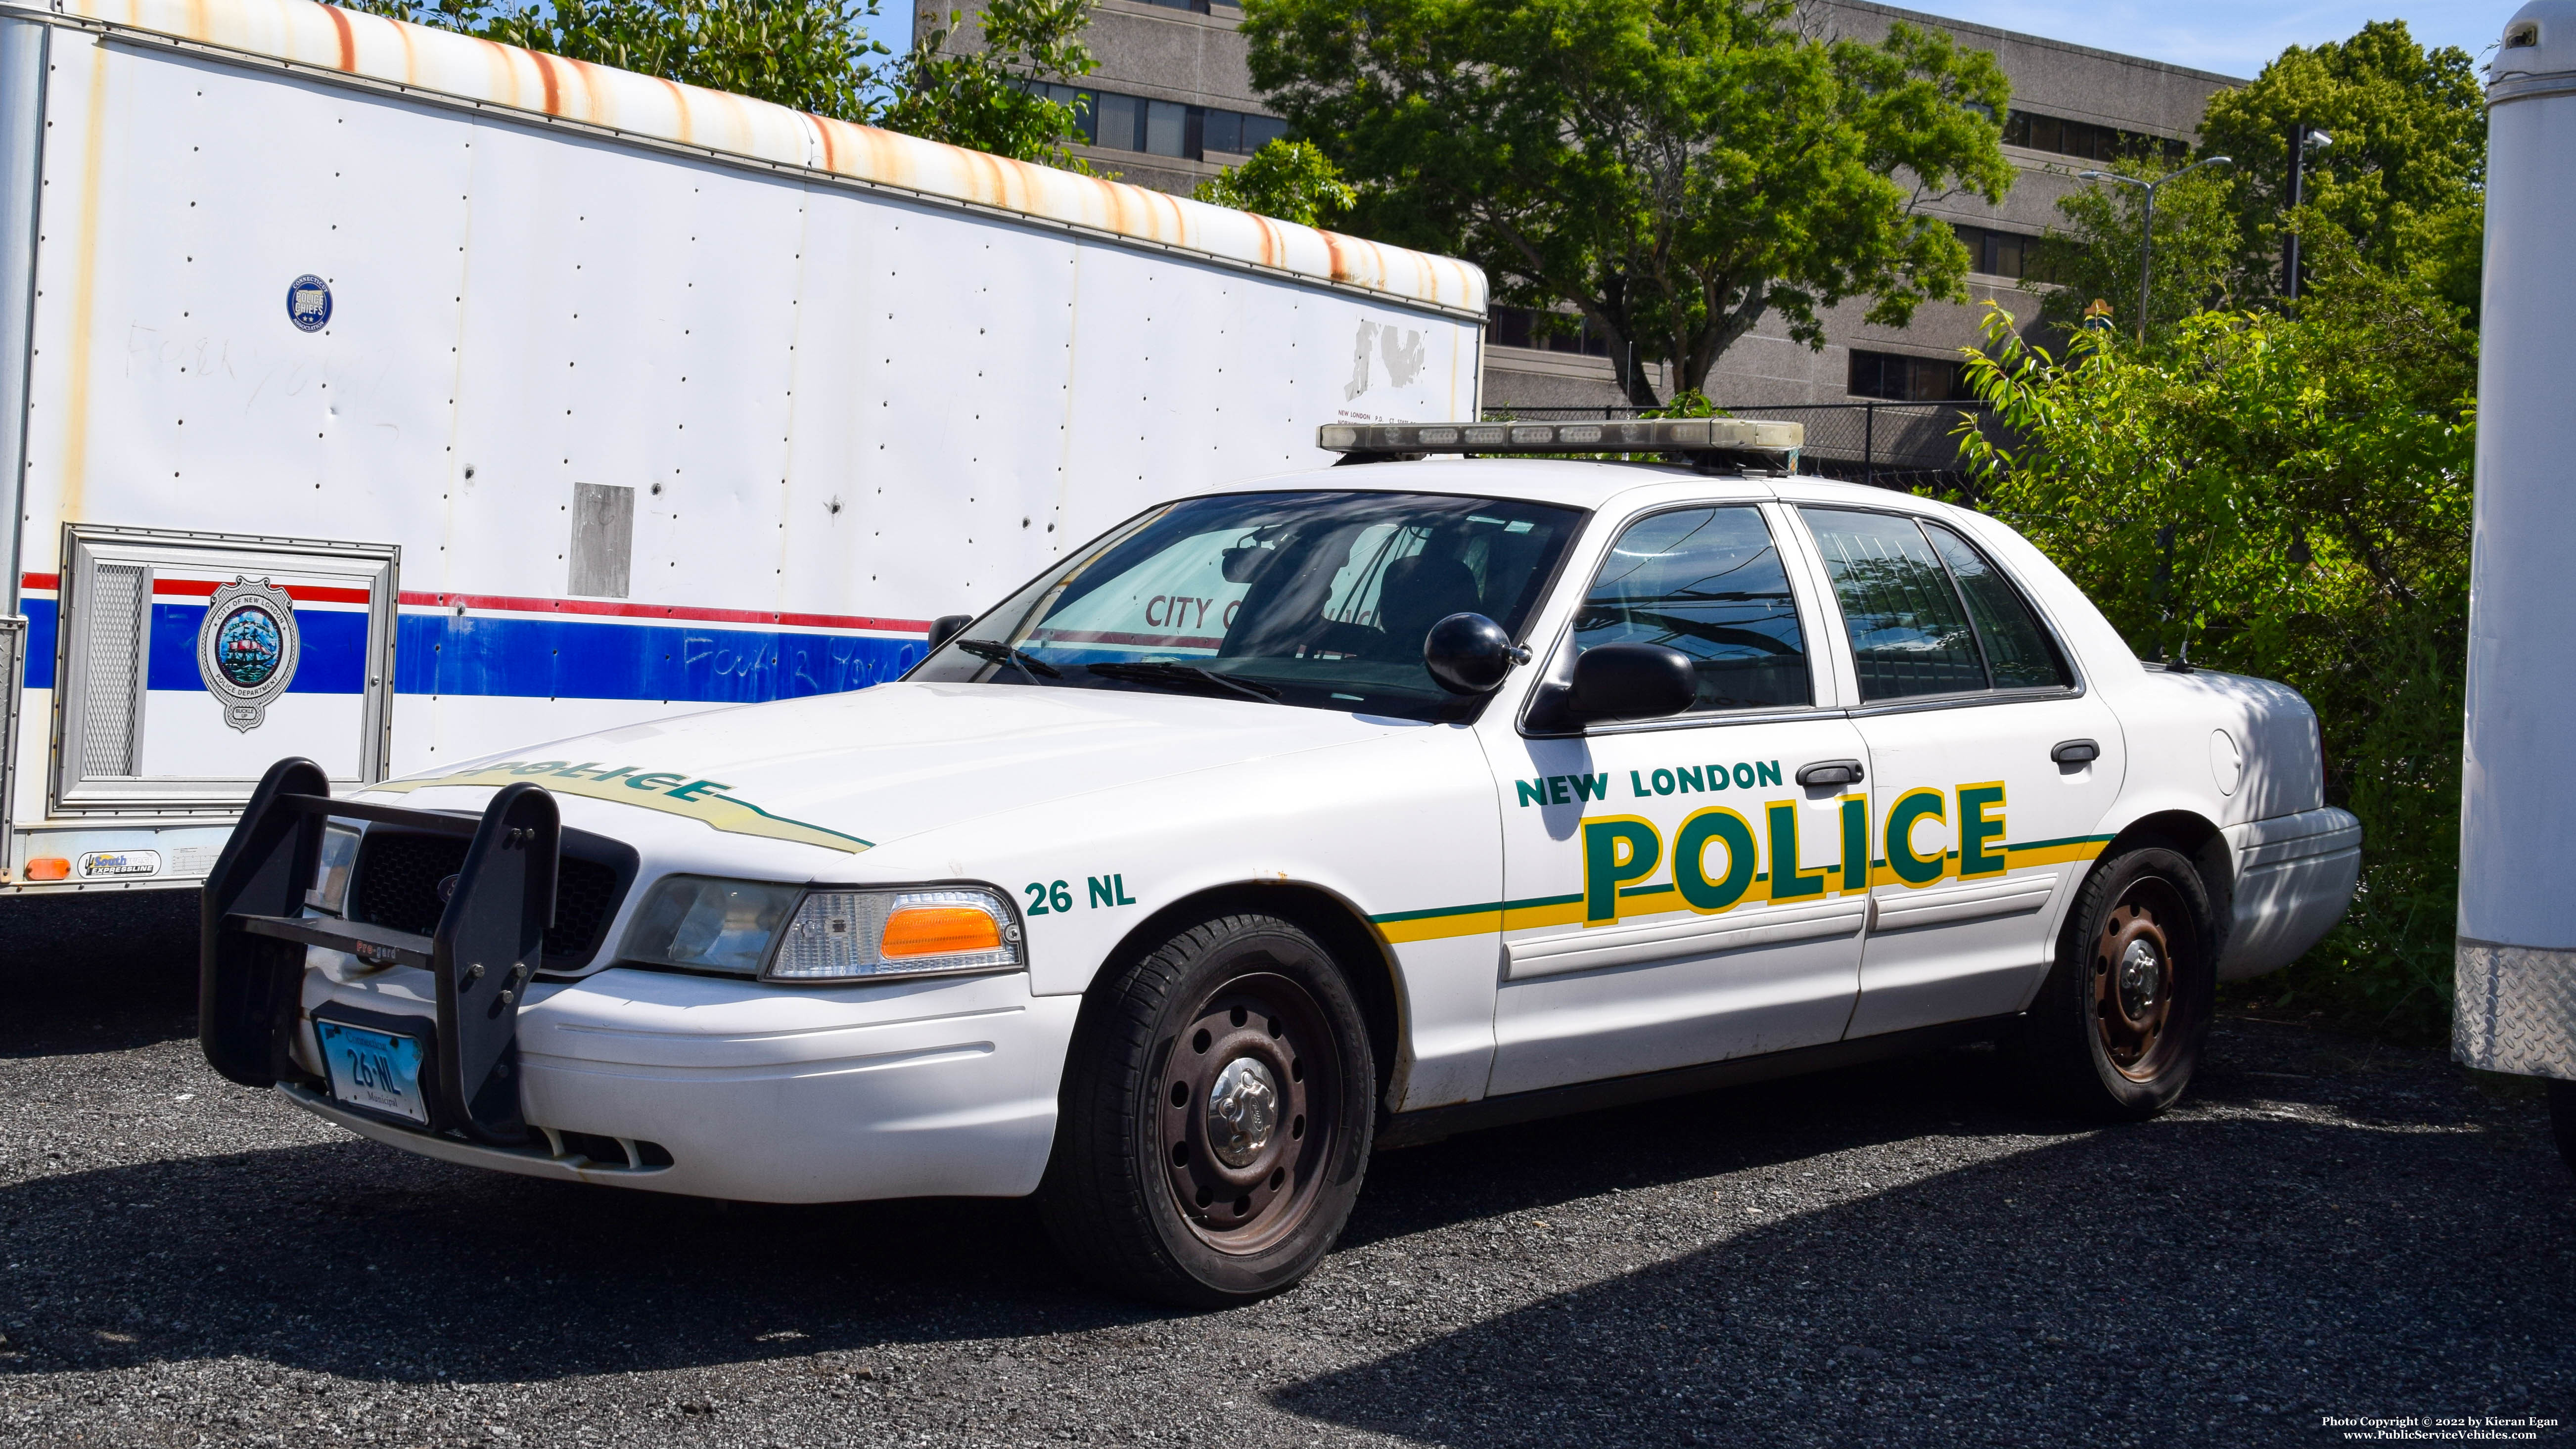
left=350, top=830, right=627, bottom=966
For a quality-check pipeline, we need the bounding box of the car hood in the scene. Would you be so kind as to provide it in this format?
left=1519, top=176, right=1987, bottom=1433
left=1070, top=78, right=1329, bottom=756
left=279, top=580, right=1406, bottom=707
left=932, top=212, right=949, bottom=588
left=360, top=681, right=1424, bottom=863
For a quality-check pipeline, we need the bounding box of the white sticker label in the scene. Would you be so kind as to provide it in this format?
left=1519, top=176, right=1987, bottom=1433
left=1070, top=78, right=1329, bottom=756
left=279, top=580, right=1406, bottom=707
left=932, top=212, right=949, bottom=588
left=76, top=850, right=162, bottom=879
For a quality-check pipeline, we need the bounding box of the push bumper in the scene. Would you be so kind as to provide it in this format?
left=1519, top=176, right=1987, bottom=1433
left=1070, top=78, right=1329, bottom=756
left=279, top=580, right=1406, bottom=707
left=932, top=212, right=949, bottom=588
left=2217, top=807, right=2363, bottom=980
left=290, top=958, right=1079, bottom=1202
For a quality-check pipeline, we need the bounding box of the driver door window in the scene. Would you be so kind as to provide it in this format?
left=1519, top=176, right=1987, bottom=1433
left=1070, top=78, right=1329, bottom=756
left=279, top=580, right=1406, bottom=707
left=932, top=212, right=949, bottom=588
left=1568, top=505, right=1813, bottom=712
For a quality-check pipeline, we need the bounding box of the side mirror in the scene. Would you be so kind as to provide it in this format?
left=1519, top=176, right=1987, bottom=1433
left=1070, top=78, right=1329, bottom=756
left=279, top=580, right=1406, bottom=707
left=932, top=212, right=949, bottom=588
left=926, top=614, right=973, bottom=653
left=1564, top=643, right=1697, bottom=725
left=1423, top=613, right=1528, bottom=695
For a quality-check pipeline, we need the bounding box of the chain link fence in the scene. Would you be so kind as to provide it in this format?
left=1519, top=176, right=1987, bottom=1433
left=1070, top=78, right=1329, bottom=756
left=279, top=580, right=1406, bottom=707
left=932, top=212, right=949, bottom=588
left=1482, top=401, right=2005, bottom=495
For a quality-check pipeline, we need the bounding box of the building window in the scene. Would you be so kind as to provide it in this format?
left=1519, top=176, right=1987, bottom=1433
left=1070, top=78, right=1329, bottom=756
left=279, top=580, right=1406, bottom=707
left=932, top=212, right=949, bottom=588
left=1024, top=81, right=1286, bottom=163
left=1489, top=304, right=1612, bottom=358
left=2001, top=108, right=2187, bottom=165
left=1848, top=350, right=1970, bottom=402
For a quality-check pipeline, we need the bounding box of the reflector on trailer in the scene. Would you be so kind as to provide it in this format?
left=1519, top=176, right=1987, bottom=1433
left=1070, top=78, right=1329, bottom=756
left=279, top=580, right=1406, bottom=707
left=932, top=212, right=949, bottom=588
left=1317, top=417, right=1803, bottom=457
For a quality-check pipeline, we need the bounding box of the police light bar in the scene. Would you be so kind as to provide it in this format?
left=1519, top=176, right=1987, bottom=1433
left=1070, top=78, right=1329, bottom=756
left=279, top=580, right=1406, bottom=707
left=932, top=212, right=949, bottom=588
left=1317, top=417, right=1803, bottom=456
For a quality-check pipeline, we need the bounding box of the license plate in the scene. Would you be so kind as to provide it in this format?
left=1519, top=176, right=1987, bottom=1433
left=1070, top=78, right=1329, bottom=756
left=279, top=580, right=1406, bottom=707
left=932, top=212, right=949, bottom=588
left=314, top=1020, right=430, bottom=1126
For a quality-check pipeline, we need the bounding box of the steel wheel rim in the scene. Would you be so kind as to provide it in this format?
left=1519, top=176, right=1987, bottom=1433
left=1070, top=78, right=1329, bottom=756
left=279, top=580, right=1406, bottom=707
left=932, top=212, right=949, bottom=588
left=1156, top=970, right=1337, bottom=1254
left=2092, top=879, right=2187, bottom=1081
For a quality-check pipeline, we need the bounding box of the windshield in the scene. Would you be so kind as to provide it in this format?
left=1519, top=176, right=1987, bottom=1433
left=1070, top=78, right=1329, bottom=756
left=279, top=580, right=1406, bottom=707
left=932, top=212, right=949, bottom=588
left=910, top=490, right=1585, bottom=722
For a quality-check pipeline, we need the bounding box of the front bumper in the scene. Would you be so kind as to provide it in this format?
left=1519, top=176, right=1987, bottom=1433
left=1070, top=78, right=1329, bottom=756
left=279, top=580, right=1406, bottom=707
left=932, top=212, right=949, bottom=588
left=292, top=957, right=1080, bottom=1202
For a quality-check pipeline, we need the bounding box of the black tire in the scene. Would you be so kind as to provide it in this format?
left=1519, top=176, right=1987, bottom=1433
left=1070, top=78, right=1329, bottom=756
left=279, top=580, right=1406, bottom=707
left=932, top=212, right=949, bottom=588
left=2549, top=1079, right=2576, bottom=1177
left=2022, top=844, right=2216, bottom=1121
left=1038, top=912, right=1376, bottom=1308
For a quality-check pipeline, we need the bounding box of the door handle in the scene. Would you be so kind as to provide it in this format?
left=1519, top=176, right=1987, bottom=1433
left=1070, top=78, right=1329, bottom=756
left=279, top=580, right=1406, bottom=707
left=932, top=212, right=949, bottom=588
left=1795, top=759, right=1864, bottom=787
left=2051, top=738, right=2100, bottom=765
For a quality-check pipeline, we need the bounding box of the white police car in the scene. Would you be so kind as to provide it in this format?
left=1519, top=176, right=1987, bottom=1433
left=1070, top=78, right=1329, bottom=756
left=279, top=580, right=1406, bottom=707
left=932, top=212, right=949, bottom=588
left=201, top=420, right=2361, bottom=1307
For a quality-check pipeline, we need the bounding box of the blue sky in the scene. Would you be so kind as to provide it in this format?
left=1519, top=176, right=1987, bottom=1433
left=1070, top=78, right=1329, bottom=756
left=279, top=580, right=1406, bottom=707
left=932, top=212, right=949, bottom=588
left=1887, top=2, right=2506, bottom=78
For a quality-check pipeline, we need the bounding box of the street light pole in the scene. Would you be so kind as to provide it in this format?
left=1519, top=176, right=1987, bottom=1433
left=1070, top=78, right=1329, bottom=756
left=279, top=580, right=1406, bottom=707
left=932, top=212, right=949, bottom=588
left=2283, top=125, right=2333, bottom=302
left=2078, top=154, right=2235, bottom=343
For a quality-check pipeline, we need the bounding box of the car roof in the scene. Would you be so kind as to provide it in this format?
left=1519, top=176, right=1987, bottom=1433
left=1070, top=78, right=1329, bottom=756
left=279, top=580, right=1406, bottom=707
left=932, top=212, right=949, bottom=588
left=1210, top=456, right=1964, bottom=520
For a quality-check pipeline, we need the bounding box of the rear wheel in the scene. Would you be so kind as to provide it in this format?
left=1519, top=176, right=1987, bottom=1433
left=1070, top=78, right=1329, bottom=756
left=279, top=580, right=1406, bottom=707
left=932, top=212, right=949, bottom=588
left=1039, top=912, right=1375, bottom=1307
left=2024, top=845, right=2215, bottom=1121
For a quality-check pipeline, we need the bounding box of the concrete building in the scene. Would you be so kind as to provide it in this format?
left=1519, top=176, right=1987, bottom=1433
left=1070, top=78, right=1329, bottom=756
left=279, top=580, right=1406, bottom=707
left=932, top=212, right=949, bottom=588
left=928, top=0, right=2239, bottom=433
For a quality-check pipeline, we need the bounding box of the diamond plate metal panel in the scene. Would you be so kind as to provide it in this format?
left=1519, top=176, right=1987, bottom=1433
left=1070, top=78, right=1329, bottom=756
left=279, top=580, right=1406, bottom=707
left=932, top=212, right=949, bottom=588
left=2454, top=938, right=2576, bottom=1081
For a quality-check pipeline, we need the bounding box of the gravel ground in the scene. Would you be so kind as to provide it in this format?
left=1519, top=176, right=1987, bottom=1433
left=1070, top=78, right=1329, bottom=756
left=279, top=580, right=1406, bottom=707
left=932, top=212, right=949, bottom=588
left=2, top=892, right=2571, bottom=1448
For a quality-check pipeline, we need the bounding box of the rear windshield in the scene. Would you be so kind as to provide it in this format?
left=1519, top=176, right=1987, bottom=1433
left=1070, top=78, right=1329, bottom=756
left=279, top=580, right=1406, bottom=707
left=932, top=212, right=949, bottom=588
left=910, top=490, right=1585, bottom=722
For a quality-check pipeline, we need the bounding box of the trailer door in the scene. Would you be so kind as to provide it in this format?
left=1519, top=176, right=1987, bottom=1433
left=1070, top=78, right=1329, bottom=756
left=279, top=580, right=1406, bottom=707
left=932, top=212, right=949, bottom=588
left=48, top=526, right=397, bottom=813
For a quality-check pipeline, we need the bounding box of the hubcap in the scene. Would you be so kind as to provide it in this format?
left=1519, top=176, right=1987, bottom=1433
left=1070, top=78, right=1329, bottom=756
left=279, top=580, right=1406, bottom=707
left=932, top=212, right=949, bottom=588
left=2117, top=937, right=2163, bottom=1018
left=1155, top=972, right=1336, bottom=1253
left=2092, top=884, right=2187, bottom=1081
left=1206, top=1056, right=1281, bottom=1168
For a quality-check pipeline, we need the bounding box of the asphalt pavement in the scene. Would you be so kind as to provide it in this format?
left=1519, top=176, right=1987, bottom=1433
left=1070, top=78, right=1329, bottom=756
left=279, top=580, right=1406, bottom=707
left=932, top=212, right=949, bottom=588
left=1, top=891, right=2570, bottom=1448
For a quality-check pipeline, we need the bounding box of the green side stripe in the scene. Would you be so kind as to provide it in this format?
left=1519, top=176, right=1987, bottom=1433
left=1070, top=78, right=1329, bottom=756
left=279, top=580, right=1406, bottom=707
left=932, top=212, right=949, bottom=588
left=1370, top=891, right=1581, bottom=925
left=2008, top=834, right=2117, bottom=853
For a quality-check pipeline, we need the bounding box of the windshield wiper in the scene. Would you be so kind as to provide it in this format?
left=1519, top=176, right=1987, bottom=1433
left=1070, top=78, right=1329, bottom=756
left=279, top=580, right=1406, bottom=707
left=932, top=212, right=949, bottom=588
left=952, top=637, right=1062, bottom=679
left=1086, top=660, right=1283, bottom=703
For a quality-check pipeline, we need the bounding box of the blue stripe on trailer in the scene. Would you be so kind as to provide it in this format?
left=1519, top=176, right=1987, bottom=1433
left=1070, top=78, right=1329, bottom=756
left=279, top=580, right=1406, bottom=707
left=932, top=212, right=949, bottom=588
left=391, top=614, right=925, bottom=702
left=16, top=598, right=928, bottom=704
left=151, top=604, right=370, bottom=693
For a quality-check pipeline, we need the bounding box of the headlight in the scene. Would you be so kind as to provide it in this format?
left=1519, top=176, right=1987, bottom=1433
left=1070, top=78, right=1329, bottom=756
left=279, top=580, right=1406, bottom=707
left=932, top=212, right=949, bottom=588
left=307, top=824, right=363, bottom=915
left=617, top=877, right=1024, bottom=983
left=620, top=876, right=805, bottom=976
left=769, top=886, right=1023, bottom=983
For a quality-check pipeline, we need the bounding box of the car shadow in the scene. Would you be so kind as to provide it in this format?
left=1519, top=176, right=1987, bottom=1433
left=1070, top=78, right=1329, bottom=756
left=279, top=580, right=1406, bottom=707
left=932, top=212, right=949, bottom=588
left=0, top=1134, right=1170, bottom=1382
left=1277, top=1029, right=2576, bottom=1447
left=8, top=1013, right=2561, bottom=1426
left=0, top=889, right=200, bottom=1059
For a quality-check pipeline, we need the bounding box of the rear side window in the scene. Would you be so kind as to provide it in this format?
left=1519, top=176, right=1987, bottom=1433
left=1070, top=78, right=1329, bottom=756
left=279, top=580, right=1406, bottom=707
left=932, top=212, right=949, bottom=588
left=1573, top=506, right=1812, bottom=711
left=1798, top=507, right=2071, bottom=702
left=1922, top=522, right=2070, bottom=690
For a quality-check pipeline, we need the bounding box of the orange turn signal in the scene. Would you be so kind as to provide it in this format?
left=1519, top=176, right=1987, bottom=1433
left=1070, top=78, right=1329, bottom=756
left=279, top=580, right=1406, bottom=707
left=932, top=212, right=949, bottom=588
left=879, top=905, right=1002, bottom=958
left=24, top=857, right=69, bottom=882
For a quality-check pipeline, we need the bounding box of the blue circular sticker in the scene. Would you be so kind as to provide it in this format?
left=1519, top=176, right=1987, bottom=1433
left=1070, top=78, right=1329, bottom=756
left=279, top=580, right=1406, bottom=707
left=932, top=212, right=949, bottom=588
left=213, top=604, right=285, bottom=688
left=286, top=274, right=332, bottom=333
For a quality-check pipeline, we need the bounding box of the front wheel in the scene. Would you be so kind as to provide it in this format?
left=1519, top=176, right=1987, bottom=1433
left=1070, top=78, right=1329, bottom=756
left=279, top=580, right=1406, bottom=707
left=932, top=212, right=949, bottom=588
left=1038, top=912, right=1376, bottom=1307
left=2022, top=844, right=2216, bottom=1121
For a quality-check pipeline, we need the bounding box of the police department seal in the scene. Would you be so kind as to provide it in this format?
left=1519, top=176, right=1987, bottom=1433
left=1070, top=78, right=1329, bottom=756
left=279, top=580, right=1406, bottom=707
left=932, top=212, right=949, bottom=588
left=286, top=274, right=332, bottom=333
left=196, top=578, right=300, bottom=732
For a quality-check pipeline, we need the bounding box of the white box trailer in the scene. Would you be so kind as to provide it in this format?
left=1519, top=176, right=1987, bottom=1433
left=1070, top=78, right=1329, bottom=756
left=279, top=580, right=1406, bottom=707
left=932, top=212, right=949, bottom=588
left=0, top=0, right=1486, bottom=894
left=2461, top=1, right=2576, bottom=1169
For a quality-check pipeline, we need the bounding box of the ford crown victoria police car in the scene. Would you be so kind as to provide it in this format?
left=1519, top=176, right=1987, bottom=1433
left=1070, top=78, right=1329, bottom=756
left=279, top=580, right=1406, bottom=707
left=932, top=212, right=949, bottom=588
left=200, top=422, right=2362, bottom=1306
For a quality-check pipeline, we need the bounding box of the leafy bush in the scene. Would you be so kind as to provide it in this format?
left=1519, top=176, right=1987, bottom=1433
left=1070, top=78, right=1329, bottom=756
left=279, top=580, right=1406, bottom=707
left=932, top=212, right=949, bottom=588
left=1958, top=246, right=2474, bottom=1042
left=1192, top=140, right=1356, bottom=228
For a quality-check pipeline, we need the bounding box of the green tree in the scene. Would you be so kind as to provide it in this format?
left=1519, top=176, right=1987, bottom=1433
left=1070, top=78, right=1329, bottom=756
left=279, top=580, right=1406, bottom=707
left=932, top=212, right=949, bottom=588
left=353, top=0, right=892, bottom=120
left=1191, top=139, right=1357, bottom=226
left=1241, top=0, right=2013, bottom=406
left=2197, top=20, right=2485, bottom=311
left=354, top=0, right=1101, bottom=168
left=1957, top=238, right=2477, bottom=1039
left=2031, top=154, right=2242, bottom=340
left=883, top=0, right=1100, bottom=169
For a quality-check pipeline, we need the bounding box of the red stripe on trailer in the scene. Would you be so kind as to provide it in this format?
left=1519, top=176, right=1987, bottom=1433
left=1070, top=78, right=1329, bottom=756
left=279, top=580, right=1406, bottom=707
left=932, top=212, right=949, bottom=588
left=396, top=590, right=933, bottom=634
left=22, top=572, right=931, bottom=633
left=16, top=573, right=371, bottom=604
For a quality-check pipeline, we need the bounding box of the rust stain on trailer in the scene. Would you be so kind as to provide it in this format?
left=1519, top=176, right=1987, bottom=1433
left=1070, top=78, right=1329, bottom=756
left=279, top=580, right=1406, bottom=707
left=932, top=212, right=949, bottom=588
left=64, top=0, right=1485, bottom=315
left=56, top=42, right=117, bottom=528
left=529, top=46, right=563, bottom=116
left=322, top=3, right=354, bottom=73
